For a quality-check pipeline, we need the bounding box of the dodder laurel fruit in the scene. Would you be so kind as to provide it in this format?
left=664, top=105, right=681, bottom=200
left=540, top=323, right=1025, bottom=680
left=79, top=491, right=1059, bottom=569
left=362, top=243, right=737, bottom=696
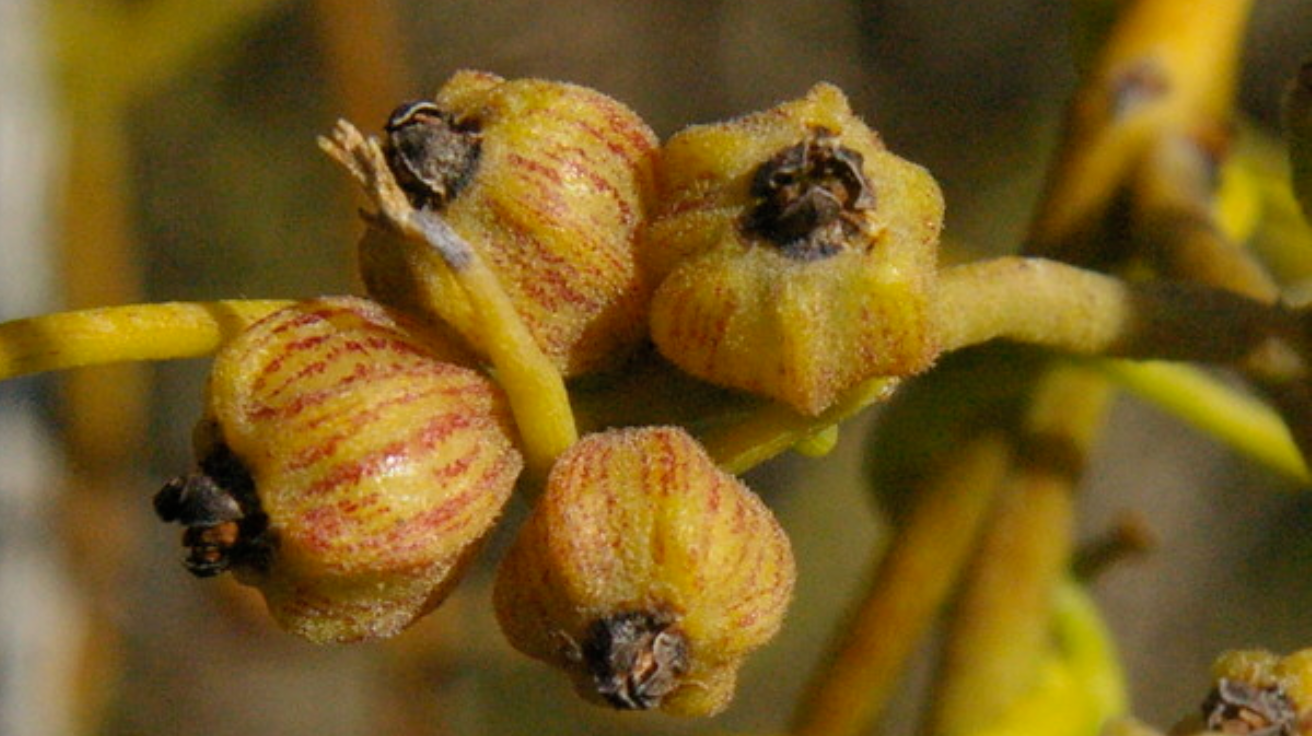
left=155, top=297, right=523, bottom=644
left=645, top=83, right=946, bottom=414
left=493, top=426, right=795, bottom=716
left=362, top=70, right=659, bottom=377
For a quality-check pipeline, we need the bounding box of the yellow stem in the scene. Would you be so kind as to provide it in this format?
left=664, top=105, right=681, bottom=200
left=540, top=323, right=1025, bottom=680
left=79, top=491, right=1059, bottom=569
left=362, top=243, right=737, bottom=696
left=790, top=432, right=1012, bottom=736
left=319, top=120, right=579, bottom=478
left=792, top=424, right=841, bottom=458
left=0, top=300, right=292, bottom=381
left=412, top=214, right=579, bottom=478
left=1131, top=135, right=1279, bottom=300
left=966, top=580, right=1127, bottom=736
left=928, top=365, right=1110, bottom=736
left=1028, top=0, right=1254, bottom=261
left=933, top=256, right=1290, bottom=363
left=1283, top=61, right=1312, bottom=222
left=1050, top=581, right=1127, bottom=729
left=52, top=0, right=284, bottom=109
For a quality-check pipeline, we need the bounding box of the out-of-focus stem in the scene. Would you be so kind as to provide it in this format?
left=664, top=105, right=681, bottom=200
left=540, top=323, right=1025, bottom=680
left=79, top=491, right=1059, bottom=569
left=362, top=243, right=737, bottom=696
left=51, top=0, right=282, bottom=110
left=1072, top=512, right=1156, bottom=581
left=1132, top=135, right=1280, bottom=299
left=933, top=256, right=1294, bottom=364
left=790, top=433, right=1012, bottom=736
left=922, top=3, right=1257, bottom=735
left=1028, top=0, right=1254, bottom=261
left=1284, top=61, right=1312, bottom=222
left=0, top=300, right=291, bottom=381
left=927, top=365, right=1109, bottom=736
left=1099, top=360, right=1309, bottom=483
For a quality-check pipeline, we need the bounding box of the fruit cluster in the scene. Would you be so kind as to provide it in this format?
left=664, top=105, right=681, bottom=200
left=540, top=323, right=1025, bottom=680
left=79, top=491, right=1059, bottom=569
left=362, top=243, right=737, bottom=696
left=154, top=71, right=944, bottom=716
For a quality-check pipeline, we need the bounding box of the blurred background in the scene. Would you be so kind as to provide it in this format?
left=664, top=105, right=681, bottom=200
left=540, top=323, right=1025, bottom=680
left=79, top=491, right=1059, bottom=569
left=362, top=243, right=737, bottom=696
left=3, top=1, right=1312, bottom=734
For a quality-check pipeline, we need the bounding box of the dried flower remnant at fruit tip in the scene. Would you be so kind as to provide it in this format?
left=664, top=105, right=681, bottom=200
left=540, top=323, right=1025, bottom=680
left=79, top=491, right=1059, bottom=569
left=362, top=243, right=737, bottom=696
left=383, top=100, right=482, bottom=210
left=742, top=127, right=877, bottom=261
left=349, top=71, right=659, bottom=376
left=646, top=82, right=943, bottom=414
left=154, top=440, right=273, bottom=578
left=568, top=610, right=691, bottom=710
left=494, top=426, right=795, bottom=716
left=1202, top=678, right=1298, bottom=736
left=156, top=297, right=523, bottom=644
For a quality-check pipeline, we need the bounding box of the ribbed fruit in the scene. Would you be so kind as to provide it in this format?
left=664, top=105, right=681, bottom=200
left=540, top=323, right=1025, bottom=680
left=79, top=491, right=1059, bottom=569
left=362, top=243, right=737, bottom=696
left=156, top=297, right=523, bottom=644
left=361, top=70, right=659, bottom=377
left=493, top=426, right=795, bottom=716
left=645, top=83, right=945, bottom=414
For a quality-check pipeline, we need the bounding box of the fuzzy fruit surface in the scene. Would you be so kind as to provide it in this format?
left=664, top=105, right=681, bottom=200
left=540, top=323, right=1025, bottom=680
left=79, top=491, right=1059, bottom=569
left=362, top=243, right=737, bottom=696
left=646, top=83, right=945, bottom=415
left=493, top=426, right=795, bottom=716
left=196, top=297, right=522, bottom=644
left=362, top=70, right=659, bottom=377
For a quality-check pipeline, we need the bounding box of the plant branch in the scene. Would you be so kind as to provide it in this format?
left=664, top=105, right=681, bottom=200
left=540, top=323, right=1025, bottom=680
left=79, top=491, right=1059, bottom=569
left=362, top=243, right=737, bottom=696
left=0, top=300, right=291, bottom=381
left=927, top=364, right=1109, bottom=735
left=1027, top=0, right=1254, bottom=263
left=933, top=256, right=1297, bottom=365
left=790, top=432, right=1012, bottom=736
left=1131, top=134, right=1280, bottom=299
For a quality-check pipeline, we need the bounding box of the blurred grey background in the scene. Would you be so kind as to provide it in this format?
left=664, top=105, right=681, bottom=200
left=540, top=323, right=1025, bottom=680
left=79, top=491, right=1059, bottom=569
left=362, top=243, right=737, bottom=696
left=3, top=1, right=1312, bottom=735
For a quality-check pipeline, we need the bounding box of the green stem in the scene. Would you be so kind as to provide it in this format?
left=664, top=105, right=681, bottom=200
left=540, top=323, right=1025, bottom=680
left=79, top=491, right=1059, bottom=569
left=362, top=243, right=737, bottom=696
left=1098, top=359, right=1309, bottom=482
left=702, top=376, right=897, bottom=475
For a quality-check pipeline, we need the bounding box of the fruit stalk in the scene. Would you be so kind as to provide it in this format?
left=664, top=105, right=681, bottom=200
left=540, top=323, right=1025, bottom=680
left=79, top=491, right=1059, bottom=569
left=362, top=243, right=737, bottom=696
left=321, top=120, right=577, bottom=476
left=0, top=300, right=291, bottom=381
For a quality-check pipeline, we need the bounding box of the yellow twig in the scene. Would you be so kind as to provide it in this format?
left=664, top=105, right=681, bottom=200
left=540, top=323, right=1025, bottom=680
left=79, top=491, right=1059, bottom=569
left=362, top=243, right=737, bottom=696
left=790, top=433, right=1012, bottom=736
left=1284, top=61, right=1312, bottom=223
left=1132, top=134, right=1279, bottom=299
left=52, top=0, right=284, bottom=108
left=965, top=581, right=1127, bottom=736
left=932, top=256, right=1290, bottom=363
left=928, top=365, right=1109, bottom=736
left=1028, top=0, right=1254, bottom=262
left=0, top=300, right=292, bottom=381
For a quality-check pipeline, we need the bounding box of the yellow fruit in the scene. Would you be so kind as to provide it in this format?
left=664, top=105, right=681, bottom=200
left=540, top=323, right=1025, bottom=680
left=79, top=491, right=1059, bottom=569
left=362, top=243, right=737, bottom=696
left=154, top=297, right=523, bottom=644
left=645, top=83, right=945, bottom=414
left=493, top=426, right=795, bottom=716
left=361, top=70, right=659, bottom=377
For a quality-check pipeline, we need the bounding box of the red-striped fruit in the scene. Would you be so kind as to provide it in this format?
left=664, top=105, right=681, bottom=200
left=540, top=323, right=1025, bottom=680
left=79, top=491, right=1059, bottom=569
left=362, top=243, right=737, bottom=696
left=493, top=426, right=795, bottom=716
left=155, top=297, right=522, bottom=644
left=644, top=83, right=945, bottom=414
left=361, top=70, right=659, bottom=377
